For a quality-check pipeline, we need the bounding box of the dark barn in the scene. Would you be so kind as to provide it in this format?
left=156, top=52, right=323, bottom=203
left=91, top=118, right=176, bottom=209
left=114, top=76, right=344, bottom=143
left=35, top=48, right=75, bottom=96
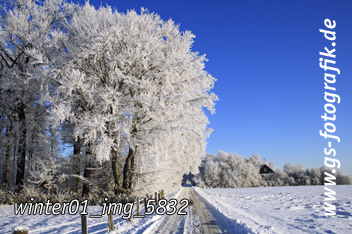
left=259, top=164, right=274, bottom=174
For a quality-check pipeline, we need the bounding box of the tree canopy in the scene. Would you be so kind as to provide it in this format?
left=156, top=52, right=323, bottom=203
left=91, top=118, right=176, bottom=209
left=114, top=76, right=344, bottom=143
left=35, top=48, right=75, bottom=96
left=0, top=0, right=217, bottom=196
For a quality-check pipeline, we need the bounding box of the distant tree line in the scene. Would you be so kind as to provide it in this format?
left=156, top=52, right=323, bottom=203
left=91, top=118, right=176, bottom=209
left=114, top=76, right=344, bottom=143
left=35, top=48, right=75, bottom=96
left=194, top=151, right=352, bottom=188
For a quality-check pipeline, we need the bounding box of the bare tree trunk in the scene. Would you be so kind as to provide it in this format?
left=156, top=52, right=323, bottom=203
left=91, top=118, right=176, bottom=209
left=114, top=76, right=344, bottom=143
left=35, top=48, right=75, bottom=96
left=2, top=121, right=13, bottom=190
left=122, top=121, right=137, bottom=190
left=12, top=140, right=17, bottom=187
left=28, top=101, right=39, bottom=173
left=129, top=149, right=135, bottom=189
left=73, top=137, right=81, bottom=193
left=111, top=146, right=122, bottom=194
left=122, top=147, right=135, bottom=190
left=49, top=133, right=55, bottom=196
left=15, top=104, right=26, bottom=193
left=82, top=142, right=92, bottom=198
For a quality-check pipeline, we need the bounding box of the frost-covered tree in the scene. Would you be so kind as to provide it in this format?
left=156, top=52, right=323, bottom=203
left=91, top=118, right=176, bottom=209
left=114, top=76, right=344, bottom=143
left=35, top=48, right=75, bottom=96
left=336, top=170, right=352, bottom=185
left=0, top=0, right=75, bottom=191
left=195, top=151, right=265, bottom=188
left=308, top=167, right=322, bottom=185
left=262, top=168, right=293, bottom=186
left=48, top=2, right=217, bottom=194
left=283, top=163, right=312, bottom=185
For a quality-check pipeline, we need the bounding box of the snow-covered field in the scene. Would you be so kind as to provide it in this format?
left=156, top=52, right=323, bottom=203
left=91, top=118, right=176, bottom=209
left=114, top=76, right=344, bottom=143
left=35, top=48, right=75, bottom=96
left=194, top=185, right=352, bottom=233
left=1, top=185, right=351, bottom=233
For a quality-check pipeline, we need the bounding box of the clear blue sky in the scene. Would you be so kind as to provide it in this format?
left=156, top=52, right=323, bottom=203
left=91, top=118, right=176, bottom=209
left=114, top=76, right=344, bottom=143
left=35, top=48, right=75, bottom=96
left=75, top=0, right=352, bottom=174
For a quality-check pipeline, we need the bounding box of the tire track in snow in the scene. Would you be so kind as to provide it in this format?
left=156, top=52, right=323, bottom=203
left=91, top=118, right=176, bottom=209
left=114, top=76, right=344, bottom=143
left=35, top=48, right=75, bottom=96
left=189, top=187, right=224, bottom=234
left=192, top=187, right=256, bottom=234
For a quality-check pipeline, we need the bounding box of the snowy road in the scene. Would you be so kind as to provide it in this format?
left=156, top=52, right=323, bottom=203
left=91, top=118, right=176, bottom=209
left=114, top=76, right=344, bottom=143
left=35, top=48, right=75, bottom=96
left=144, top=186, right=248, bottom=234
left=189, top=187, right=229, bottom=234
left=143, top=186, right=201, bottom=234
